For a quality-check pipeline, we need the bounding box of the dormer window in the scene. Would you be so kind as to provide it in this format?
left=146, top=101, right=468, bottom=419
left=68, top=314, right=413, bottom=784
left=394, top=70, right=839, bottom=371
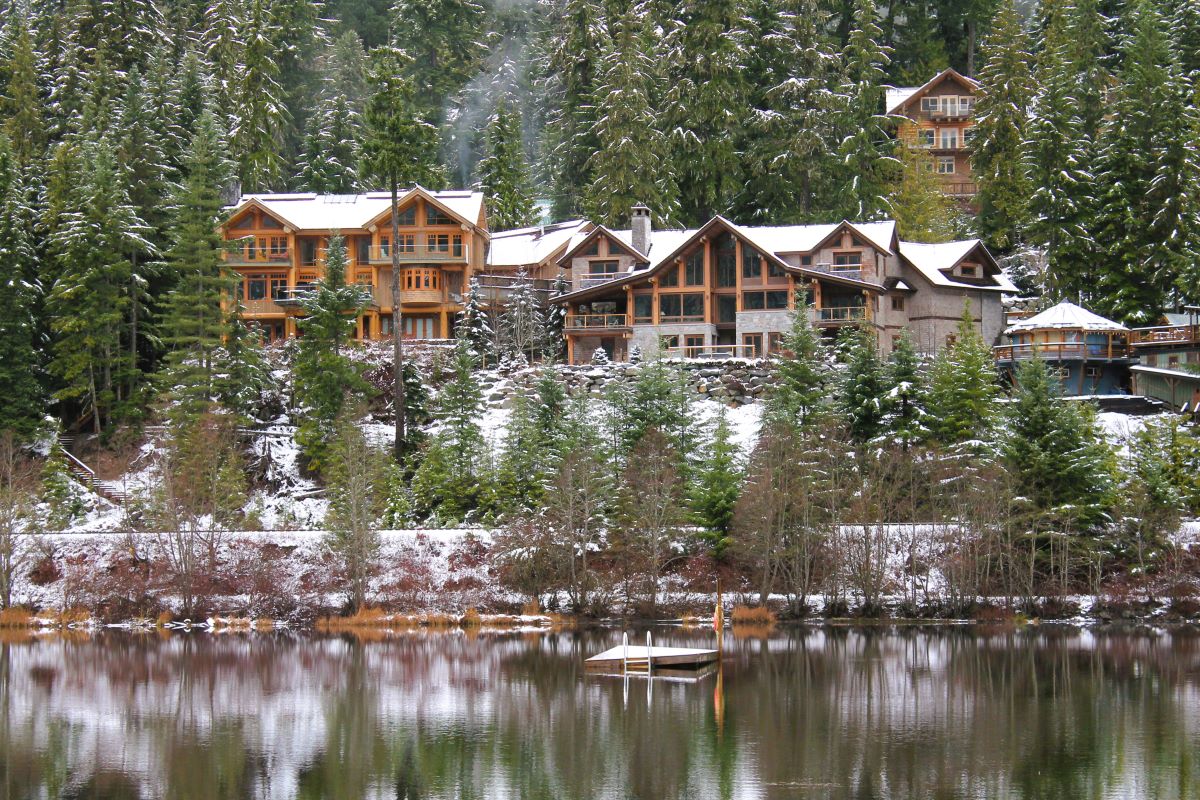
left=958, top=262, right=979, bottom=278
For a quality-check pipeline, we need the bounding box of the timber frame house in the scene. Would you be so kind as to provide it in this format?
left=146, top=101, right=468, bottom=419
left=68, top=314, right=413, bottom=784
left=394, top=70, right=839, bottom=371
left=220, top=188, right=490, bottom=342
left=887, top=68, right=981, bottom=202
left=543, top=208, right=1014, bottom=364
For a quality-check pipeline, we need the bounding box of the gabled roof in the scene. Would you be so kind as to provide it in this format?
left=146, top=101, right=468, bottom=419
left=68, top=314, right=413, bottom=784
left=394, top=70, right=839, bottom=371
left=885, top=68, right=981, bottom=115
left=557, top=224, right=652, bottom=264
left=487, top=219, right=591, bottom=268
left=898, top=239, right=1016, bottom=293
left=224, top=189, right=486, bottom=234
left=1005, top=301, right=1128, bottom=334
left=737, top=220, right=897, bottom=257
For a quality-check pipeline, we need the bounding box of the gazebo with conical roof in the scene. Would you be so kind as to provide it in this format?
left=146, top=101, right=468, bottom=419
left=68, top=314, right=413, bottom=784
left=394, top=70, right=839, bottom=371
left=994, top=301, right=1133, bottom=395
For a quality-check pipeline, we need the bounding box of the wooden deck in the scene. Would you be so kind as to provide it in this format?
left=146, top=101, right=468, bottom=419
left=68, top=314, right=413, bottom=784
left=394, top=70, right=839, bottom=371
left=584, top=645, right=719, bottom=672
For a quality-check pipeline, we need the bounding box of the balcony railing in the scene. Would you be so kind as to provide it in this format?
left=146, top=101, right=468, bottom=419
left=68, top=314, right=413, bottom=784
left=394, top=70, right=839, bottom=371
left=474, top=274, right=558, bottom=294
left=994, top=342, right=1132, bottom=361
left=810, top=263, right=863, bottom=281
left=226, top=250, right=291, bottom=267
left=578, top=274, right=620, bottom=290
left=567, top=314, right=630, bottom=330
left=944, top=181, right=978, bottom=197
left=817, top=307, right=867, bottom=322
left=1131, top=325, right=1200, bottom=347
left=666, top=344, right=758, bottom=360
left=369, top=244, right=468, bottom=263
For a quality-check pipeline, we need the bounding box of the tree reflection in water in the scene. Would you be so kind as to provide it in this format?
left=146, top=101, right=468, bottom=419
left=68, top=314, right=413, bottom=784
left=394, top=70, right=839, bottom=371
left=0, top=627, right=1197, bottom=799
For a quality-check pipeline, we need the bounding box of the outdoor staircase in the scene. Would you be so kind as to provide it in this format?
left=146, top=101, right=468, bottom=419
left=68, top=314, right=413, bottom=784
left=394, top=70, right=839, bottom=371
left=57, top=436, right=128, bottom=505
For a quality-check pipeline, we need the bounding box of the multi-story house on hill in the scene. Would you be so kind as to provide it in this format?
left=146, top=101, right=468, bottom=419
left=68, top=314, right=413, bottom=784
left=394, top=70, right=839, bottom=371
left=546, top=206, right=1014, bottom=364
left=220, top=188, right=489, bottom=342
left=887, top=68, right=980, bottom=202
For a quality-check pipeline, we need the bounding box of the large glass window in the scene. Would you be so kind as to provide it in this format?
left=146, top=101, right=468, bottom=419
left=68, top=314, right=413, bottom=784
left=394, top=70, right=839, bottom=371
left=660, top=294, right=681, bottom=319
left=659, top=265, right=679, bottom=287
left=716, top=235, right=736, bottom=287
left=246, top=274, right=267, bottom=300
left=834, top=251, right=862, bottom=266
left=683, top=294, right=704, bottom=318
left=717, top=295, right=737, bottom=323
left=767, top=291, right=788, bottom=309
left=685, top=251, right=705, bottom=286
left=742, top=291, right=765, bottom=310
left=633, top=294, right=653, bottom=321
left=742, top=246, right=761, bottom=280
left=397, top=206, right=416, bottom=226
left=589, top=260, right=618, bottom=275
left=426, top=206, right=454, bottom=225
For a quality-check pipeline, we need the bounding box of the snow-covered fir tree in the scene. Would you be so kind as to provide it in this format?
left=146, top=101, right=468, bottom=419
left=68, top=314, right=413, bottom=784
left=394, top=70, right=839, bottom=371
left=838, top=325, right=887, bottom=444
left=836, top=0, right=896, bottom=221
left=295, top=92, right=360, bottom=193
left=971, top=0, right=1033, bottom=251
left=228, top=0, right=289, bottom=192
left=0, top=132, right=42, bottom=436
left=457, top=277, right=495, bottom=366
left=500, top=267, right=544, bottom=364
left=478, top=96, right=537, bottom=230
left=583, top=8, right=679, bottom=227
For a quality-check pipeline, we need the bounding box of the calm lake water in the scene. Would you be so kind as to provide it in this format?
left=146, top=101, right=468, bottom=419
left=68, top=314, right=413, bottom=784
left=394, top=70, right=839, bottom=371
left=1, top=626, right=1198, bottom=799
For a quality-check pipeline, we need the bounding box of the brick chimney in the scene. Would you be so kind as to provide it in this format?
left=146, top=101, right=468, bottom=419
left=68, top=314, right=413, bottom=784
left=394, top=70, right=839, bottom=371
left=631, top=204, right=651, bottom=257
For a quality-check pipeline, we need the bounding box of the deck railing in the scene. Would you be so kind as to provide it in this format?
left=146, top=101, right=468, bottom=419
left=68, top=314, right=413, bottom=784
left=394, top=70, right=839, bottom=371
left=666, top=344, right=758, bottom=360
left=473, top=274, right=558, bottom=293
left=226, top=251, right=291, bottom=267
left=994, top=342, right=1132, bottom=361
left=817, top=306, right=867, bottom=322
left=810, top=263, right=863, bottom=281
left=567, top=313, right=630, bottom=329
left=369, top=244, right=468, bottom=263
left=1131, top=325, right=1200, bottom=346
left=578, top=274, right=620, bottom=290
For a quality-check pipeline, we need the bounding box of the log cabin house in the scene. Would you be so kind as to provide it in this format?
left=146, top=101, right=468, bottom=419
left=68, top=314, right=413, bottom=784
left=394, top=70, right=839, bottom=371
left=220, top=188, right=491, bottom=342
left=887, top=68, right=980, bottom=202
left=548, top=206, right=1013, bottom=364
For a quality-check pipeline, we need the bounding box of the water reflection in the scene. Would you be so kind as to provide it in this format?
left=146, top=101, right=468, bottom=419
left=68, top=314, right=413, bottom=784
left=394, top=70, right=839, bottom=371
left=1, top=627, right=1198, bottom=799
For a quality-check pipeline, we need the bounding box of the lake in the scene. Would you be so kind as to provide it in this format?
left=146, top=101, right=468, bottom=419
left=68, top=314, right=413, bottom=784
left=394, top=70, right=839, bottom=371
left=1, top=626, right=1197, bottom=799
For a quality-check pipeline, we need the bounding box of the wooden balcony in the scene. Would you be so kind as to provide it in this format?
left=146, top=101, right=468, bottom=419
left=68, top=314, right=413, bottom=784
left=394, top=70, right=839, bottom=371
left=242, top=298, right=286, bottom=315
left=1131, top=325, right=1200, bottom=347
left=809, top=263, right=864, bottom=281
left=566, top=314, right=630, bottom=331
left=994, top=342, right=1132, bottom=361
left=368, top=244, right=468, bottom=265
left=226, top=251, right=291, bottom=268
left=816, top=306, right=867, bottom=323
left=944, top=181, right=978, bottom=197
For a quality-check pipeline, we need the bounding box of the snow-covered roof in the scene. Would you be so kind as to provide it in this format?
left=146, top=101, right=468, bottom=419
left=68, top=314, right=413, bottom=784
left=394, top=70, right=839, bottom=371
left=487, top=220, right=590, bottom=267
left=899, top=240, right=1017, bottom=292
left=736, top=220, right=897, bottom=256
left=561, top=226, right=697, bottom=268
left=886, top=86, right=920, bottom=114
left=1005, top=301, right=1128, bottom=334
left=232, top=189, right=486, bottom=232
left=885, top=68, right=980, bottom=114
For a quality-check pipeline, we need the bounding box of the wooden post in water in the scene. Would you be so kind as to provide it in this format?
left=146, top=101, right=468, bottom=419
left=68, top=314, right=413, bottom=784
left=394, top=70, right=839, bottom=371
left=713, top=577, right=724, bottom=634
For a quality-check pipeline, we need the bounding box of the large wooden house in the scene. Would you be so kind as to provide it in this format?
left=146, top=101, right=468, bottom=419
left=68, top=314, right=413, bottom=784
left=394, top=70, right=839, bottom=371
left=887, top=68, right=980, bottom=201
left=547, top=207, right=1013, bottom=364
left=220, top=188, right=489, bottom=342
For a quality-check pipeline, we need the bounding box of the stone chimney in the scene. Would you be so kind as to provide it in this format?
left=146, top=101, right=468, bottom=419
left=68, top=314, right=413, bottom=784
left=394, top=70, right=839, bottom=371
left=631, top=204, right=651, bottom=257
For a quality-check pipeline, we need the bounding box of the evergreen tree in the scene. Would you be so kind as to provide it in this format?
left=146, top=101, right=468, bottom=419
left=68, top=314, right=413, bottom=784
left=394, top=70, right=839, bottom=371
left=215, top=313, right=274, bottom=424
left=1093, top=0, right=1200, bottom=324
left=926, top=304, right=999, bottom=447
left=411, top=338, right=493, bottom=522
left=616, top=348, right=694, bottom=459
left=324, top=408, right=387, bottom=612
left=0, top=132, right=41, bottom=436
left=1002, top=355, right=1115, bottom=530
left=888, top=0, right=949, bottom=83
left=663, top=0, right=747, bottom=223
left=970, top=0, right=1033, bottom=251
left=583, top=8, right=679, bottom=227
left=836, top=0, right=897, bottom=221
left=838, top=325, right=887, bottom=444
left=478, top=96, right=537, bottom=230
left=2, top=15, right=45, bottom=168
left=158, top=112, right=235, bottom=418
left=744, top=0, right=842, bottom=223
left=500, top=267, right=544, bottom=363
left=295, top=93, right=361, bottom=193
left=542, top=0, right=607, bottom=218
left=228, top=0, right=290, bottom=192
left=45, top=138, right=153, bottom=433
left=690, top=409, right=741, bottom=557
left=362, top=44, right=444, bottom=459
left=494, top=390, right=547, bottom=513
left=543, top=272, right=569, bottom=361
left=293, top=234, right=372, bottom=472
left=391, top=0, right=487, bottom=122
left=764, top=298, right=829, bottom=430
left=888, top=146, right=961, bottom=242
left=878, top=329, right=928, bottom=449
left=457, top=277, right=495, bottom=365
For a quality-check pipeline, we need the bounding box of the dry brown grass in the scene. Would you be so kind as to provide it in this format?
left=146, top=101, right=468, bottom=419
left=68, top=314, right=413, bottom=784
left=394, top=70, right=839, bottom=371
left=461, top=608, right=482, bottom=628
left=34, top=608, right=92, bottom=628
left=0, top=607, right=33, bottom=628
left=520, top=600, right=541, bottom=616
left=730, top=604, right=777, bottom=627
left=155, top=611, right=173, bottom=628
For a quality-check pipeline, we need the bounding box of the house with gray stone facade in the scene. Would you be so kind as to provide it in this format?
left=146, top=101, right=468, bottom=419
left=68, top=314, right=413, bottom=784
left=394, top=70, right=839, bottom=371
left=541, top=207, right=1013, bottom=364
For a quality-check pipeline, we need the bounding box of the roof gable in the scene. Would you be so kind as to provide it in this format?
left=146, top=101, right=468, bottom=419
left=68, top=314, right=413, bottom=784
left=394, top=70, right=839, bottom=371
left=898, top=239, right=1015, bottom=292
left=886, top=67, right=980, bottom=114
left=557, top=224, right=648, bottom=264
left=361, top=186, right=484, bottom=233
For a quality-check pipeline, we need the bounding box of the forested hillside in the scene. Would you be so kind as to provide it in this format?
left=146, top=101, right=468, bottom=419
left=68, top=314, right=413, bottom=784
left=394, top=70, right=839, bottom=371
left=0, top=0, right=1198, bottom=435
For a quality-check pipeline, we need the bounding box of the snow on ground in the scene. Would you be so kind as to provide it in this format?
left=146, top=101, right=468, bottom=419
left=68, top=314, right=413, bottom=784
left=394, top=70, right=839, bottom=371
left=1096, top=411, right=1151, bottom=455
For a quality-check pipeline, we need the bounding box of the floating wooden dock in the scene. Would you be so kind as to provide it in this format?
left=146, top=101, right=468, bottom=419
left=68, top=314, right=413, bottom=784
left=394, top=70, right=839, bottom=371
left=585, top=640, right=719, bottom=674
